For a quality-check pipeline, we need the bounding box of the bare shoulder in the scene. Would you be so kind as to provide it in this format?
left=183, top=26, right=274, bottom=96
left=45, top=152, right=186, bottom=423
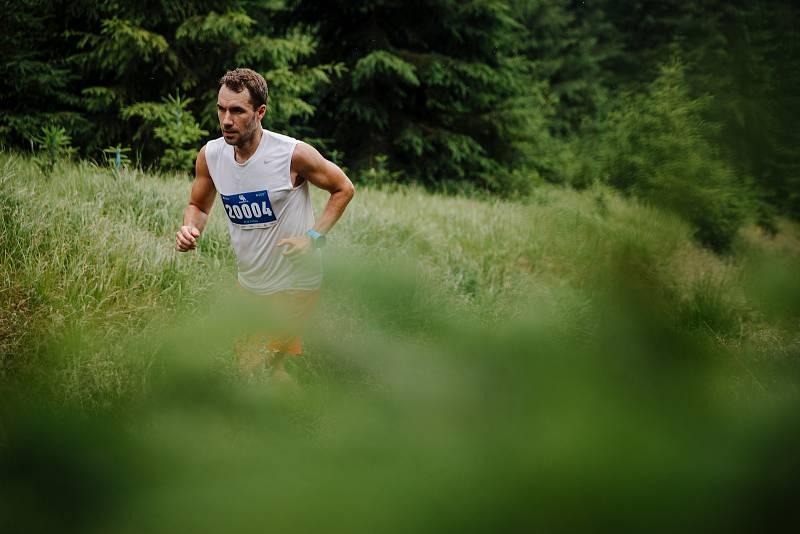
left=196, top=144, right=211, bottom=175
left=291, top=141, right=326, bottom=173
left=289, top=140, right=353, bottom=193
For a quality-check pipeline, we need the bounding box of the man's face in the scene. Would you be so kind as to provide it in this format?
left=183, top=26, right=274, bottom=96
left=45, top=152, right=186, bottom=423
left=217, top=85, right=266, bottom=147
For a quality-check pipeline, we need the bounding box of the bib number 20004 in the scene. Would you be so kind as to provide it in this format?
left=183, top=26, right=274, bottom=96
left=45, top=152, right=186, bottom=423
left=220, top=190, right=277, bottom=226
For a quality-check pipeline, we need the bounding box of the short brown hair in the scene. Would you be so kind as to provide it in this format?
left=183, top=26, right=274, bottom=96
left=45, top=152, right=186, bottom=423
left=219, top=68, right=269, bottom=110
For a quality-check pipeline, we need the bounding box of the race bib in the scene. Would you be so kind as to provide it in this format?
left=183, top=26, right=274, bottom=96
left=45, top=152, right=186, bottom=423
left=220, top=190, right=277, bottom=227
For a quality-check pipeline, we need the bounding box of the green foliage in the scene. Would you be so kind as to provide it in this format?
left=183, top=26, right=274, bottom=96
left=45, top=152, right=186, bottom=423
left=295, top=0, right=551, bottom=193
left=2, top=0, right=333, bottom=163
left=510, top=0, right=617, bottom=135
left=4, top=150, right=789, bottom=381
left=102, top=144, right=132, bottom=177
left=2, top=153, right=800, bottom=532
left=359, top=154, right=403, bottom=188
left=29, top=125, right=75, bottom=176
left=685, top=1, right=800, bottom=220
left=122, top=92, right=208, bottom=173
left=677, top=275, right=740, bottom=336
left=595, top=0, right=800, bottom=222
left=172, top=3, right=339, bottom=140
left=591, top=60, right=749, bottom=251
left=1, top=0, right=798, bottom=231
left=0, top=1, right=80, bottom=144
left=72, top=17, right=176, bottom=76
left=174, top=9, right=255, bottom=43
left=352, top=50, right=420, bottom=90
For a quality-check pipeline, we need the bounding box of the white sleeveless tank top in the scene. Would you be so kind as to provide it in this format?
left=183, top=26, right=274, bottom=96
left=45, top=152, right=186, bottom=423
left=204, top=129, right=323, bottom=295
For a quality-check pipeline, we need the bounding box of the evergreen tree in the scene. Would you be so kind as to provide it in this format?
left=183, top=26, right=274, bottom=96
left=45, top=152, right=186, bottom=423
left=0, top=0, right=84, bottom=147
left=173, top=2, right=341, bottom=140
left=511, top=0, right=618, bottom=136
left=597, top=0, right=800, bottom=221
left=2, top=0, right=797, bottom=218
left=597, top=0, right=700, bottom=85
left=596, top=60, right=748, bottom=251
left=295, top=0, right=549, bottom=192
left=683, top=0, right=800, bottom=221
left=0, top=0, right=334, bottom=169
left=121, top=92, right=208, bottom=173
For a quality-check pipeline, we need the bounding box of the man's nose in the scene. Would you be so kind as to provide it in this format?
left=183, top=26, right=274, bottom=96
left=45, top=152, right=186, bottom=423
left=221, top=111, right=232, bottom=125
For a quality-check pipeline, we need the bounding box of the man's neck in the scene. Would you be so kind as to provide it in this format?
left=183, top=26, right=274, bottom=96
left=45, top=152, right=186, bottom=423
left=234, top=127, right=263, bottom=164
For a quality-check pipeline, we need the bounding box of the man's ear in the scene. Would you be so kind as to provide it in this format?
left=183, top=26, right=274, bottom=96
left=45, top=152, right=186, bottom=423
left=257, top=104, right=267, bottom=120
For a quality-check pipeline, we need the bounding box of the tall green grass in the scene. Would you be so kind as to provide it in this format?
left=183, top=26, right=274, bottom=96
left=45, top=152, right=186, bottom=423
left=2, top=150, right=797, bottom=401
left=2, top=152, right=800, bottom=531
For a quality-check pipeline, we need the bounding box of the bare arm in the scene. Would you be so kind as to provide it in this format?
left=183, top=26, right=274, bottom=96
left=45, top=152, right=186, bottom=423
left=176, top=146, right=217, bottom=252
left=278, top=142, right=355, bottom=257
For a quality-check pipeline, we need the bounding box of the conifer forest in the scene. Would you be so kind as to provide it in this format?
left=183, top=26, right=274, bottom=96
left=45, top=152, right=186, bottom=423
left=3, top=0, right=799, bottom=247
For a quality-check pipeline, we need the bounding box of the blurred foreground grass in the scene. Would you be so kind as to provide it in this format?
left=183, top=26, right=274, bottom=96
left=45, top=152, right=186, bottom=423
left=1, top=153, right=800, bottom=532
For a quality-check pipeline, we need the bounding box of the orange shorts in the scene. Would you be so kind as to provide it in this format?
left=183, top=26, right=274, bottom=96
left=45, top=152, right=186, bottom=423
left=236, top=287, right=320, bottom=356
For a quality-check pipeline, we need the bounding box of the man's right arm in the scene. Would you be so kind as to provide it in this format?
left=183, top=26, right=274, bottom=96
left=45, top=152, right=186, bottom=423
left=176, top=146, right=216, bottom=252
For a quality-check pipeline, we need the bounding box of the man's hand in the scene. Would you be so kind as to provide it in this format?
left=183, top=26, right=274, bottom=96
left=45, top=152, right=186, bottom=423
left=178, top=147, right=214, bottom=253
left=176, top=225, right=201, bottom=252
left=278, top=234, right=313, bottom=259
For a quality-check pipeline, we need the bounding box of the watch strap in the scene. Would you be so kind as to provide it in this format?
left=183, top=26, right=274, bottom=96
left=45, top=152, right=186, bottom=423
left=306, top=228, right=326, bottom=248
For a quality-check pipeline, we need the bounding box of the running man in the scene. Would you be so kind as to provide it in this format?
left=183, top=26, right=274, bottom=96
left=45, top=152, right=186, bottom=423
left=176, top=68, right=355, bottom=381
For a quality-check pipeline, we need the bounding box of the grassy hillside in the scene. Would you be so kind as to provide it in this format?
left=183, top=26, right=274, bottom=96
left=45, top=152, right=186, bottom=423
left=2, top=152, right=800, bottom=531
left=2, top=152, right=797, bottom=396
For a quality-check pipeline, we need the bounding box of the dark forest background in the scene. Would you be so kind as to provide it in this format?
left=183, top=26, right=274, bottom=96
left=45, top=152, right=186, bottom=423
left=2, top=0, right=799, bottom=250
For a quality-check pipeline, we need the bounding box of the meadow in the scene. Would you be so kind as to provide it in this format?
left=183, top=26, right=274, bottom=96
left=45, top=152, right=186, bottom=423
left=2, top=152, right=800, bottom=532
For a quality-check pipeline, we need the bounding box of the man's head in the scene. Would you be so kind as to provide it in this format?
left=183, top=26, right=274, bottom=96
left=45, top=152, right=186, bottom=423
left=217, top=68, right=269, bottom=147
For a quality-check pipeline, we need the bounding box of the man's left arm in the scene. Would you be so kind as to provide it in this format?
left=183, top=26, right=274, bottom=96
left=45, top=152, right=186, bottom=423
left=278, top=142, right=355, bottom=258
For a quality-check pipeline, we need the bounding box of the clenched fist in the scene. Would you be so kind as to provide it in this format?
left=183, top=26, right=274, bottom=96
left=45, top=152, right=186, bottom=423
left=176, top=225, right=201, bottom=252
